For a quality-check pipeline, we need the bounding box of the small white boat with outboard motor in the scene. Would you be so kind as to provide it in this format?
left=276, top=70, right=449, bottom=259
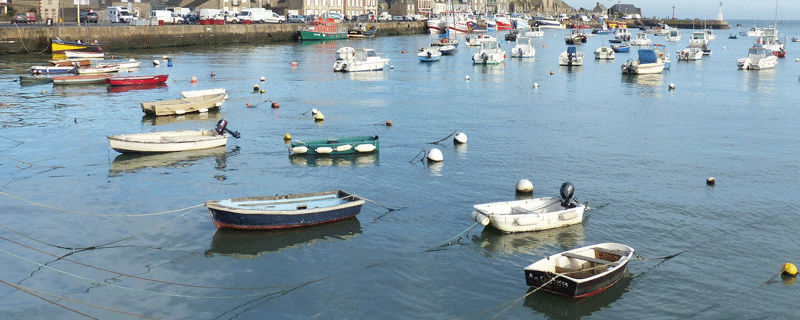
left=471, top=182, right=586, bottom=233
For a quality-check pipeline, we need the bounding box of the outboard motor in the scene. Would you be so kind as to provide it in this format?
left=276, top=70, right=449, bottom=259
left=560, top=182, right=575, bottom=208
left=214, top=120, right=241, bottom=139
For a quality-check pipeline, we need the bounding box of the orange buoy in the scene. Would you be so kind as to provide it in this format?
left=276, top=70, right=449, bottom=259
left=271, top=102, right=279, bottom=109
left=291, top=61, right=298, bottom=67
left=550, top=71, right=554, bottom=75
left=210, top=71, right=215, bottom=77
left=190, top=76, right=198, bottom=83
left=402, top=50, right=406, bottom=54
left=246, top=102, right=252, bottom=107
left=543, top=45, right=546, bottom=48
left=386, top=120, right=393, bottom=126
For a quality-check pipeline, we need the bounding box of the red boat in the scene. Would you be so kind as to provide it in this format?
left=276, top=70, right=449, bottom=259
left=107, top=74, right=169, bottom=86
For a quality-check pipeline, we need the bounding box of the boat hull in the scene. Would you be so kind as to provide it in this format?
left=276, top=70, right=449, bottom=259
left=472, top=197, right=585, bottom=233
left=523, top=243, right=635, bottom=298
left=108, top=74, right=169, bottom=86
left=205, top=190, right=365, bottom=230
left=299, top=30, right=348, bottom=41
left=107, top=130, right=227, bottom=153
left=51, top=39, right=103, bottom=60
left=290, top=135, right=379, bottom=155
left=141, top=93, right=226, bottom=116
left=52, top=74, right=113, bottom=85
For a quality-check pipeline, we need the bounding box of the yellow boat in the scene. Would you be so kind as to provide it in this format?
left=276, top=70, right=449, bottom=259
left=50, top=39, right=103, bottom=60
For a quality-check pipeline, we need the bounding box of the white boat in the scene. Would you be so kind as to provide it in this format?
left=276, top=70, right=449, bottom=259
left=535, top=19, right=563, bottom=29
left=64, top=51, right=105, bottom=59
left=107, top=120, right=239, bottom=153
left=418, top=47, right=442, bottom=62
left=740, top=26, right=762, bottom=37
left=594, top=46, right=615, bottom=60
left=738, top=45, right=778, bottom=70
left=181, top=88, right=228, bottom=99
left=332, top=47, right=389, bottom=72
left=630, top=33, right=651, bottom=46
left=689, top=31, right=709, bottom=47
left=558, top=46, right=584, bottom=66
left=439, top=44, right=457, bottom=55
left=75, top=65, right=120, bottom=74
left=98, top=59, right=140, bottom=69
left=677, top=46, right=704, bottom=60
left=665, top=30, right=681, bottom=42
left=471, top=182, right=585, bottom=233
left=654, top=44, right=671, bottom=69
left=472, top=40, right=505, bottom=65
left=523, top=243, right=635, bottom=298
left=564, top=29, right=587, bottom=44
left=702, top=29, right=716, bottom=41
left=141, top=93, right=227, bottom=116
left=611, top=28, right=631, bottom=43
left=426, top=17, right=444, bottom=34
left=466, top=33, right=496, bottom=46
left=621, top=48, right=665, bottom=74
left=758, top=26, right=786, bottom=58
left=30, top=65, right=76, bottom=74
left=512, top=17, right=530, bottom=30
left=525, top=26, right=544, bottom=38
left=511, top=36, right=535, bottom=58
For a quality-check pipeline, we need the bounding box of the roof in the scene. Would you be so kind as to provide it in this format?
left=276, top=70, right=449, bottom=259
left=609, top=4, right=641, bottom=14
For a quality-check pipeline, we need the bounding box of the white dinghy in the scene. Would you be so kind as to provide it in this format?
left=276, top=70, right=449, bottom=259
left=108, top=120, right=240, bottom=153
left=471, top=182, right=586, bottom=233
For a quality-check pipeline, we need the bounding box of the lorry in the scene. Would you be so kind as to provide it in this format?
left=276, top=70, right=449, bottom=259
left=237, top=8, right=284, bottom=23
left=151, top=10, right=184, bottom=24
left=199, top=8, right=223, bottom=21
left=107, top=6, right=134, bottom=23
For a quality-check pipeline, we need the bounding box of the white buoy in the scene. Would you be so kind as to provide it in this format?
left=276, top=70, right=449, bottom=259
left=533, top=82, right=539, bottom=88
left=515, top=178, right=534, bottom=193
left=427, top=148, right=443, bottom=162
left=128, top=58, right=136, bottom=63
left=796, top=58, right=799, bottom=62
left=465, top=75, right=470, bottom=81
left=311, top=108, right=319, bottom=115
left=162, top=55, right=168, bottom=60
left=153, top=60, right=160, bottom=65
left=260, top=76, right=265, bottom=81
left=707, top=177, right=716, bottom=186
left=453, top=132, right=467, bottom=144
left=390, top=65, right=394, bottom=69
left=669, top=83, right=675, bottom=90
left=313, top=112, right=325, bottom=121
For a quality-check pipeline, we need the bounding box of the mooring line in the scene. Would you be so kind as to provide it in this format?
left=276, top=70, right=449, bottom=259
left=0, top=278, right=162, bottom=319
left=0, top=154, right=65, bottom=170
left=428, top=130, right=458, bottom=144
left=425, top=221, right=482, bottom=252
left=360, top=196, right=407, bottom=211
left=0, top=190, right=203, bottom=217
left=0, top=247, right=325, bottom=299
left=683, top=271, right=782, bottom=318
left=10, top=285, right=99, bottom=319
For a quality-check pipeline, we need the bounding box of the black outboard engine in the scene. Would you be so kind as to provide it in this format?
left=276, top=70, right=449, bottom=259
left=214, top=120, right=241, bottom=139
left=560, top=182, right=576, bottom=208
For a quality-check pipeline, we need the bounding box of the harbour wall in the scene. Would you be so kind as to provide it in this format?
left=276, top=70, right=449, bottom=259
left=0, top=21, right=427, bottom=55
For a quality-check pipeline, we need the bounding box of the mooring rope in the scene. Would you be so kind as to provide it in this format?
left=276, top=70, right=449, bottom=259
left=428, top=130, right=459, bottom=144
left=683, top=270, right=782, bottom=318
left=426, top=221, right=482, bottom=251
left=6, top=280, right=100, bottom=319
left=360, top=196, right=407, bottom=211
left=0, top=154, right=65, bottom=170
left=0, top=278, right=162, bottom=319
left=0, top=190, right=203, bottom=217
left=408, top=149, right=427, bottom=163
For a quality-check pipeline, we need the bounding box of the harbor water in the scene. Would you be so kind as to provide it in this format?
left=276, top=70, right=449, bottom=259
left=1, top=19, right=799, bottom=319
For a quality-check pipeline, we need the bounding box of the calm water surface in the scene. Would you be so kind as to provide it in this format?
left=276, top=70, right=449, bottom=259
left=1, top=19, right=799, bottom=319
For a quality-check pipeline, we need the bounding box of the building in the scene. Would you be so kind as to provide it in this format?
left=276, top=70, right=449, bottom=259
left=608, top=3, right=640, bottom=17
left=591, top=1, right=605, bottom=13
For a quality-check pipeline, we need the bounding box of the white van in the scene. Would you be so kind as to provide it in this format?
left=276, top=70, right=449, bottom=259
left=199, top=8, right=223, bottom=21
left=107, top=6, right=134, bottom=23
left=152, top=10, right=184, bottom=24
left=238, top=8, right=285, bottom=23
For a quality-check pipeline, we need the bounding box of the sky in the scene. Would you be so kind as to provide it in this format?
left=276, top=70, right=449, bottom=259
left=568, top=1, right=800, bottom=20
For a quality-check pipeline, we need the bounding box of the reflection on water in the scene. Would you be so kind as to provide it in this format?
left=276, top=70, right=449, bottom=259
left=109, top=146, right=230, bottom=175
left=523, top=272, right=632, bottom=318
left=471, top=223, right=586, bottom=255
left=455, top=143, right=467, bottom=158
left=289, top=153, right=379, bottom=167
left=427, top=161, right=443, bottom=176
left=51, top=84, right=109, bottom=97
left=205, top=217, right=362, bottom=258
left=107, top=83, right=168, bottom=94
left=141, top=110, right=221, bottom=126
left=621, top=73, right=664, bottom=98
left=742, top=68, right=776, bottom=92
left=346, top=71, right=388, bottom=82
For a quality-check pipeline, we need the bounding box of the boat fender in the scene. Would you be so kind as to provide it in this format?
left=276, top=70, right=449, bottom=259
left=470, top=211, right=490, bottom=226
left=215, top=102, right=223, bottom=107
left=175, top=110, right=186, bottom=115
left=291, top=146, right=308, bottom=154
left=335, top=145, right=352, bottom=152
left=559, top=210, right=578, bottom=221
left=515, top=216, right=540, bottom=226
left=198, top=108, right=208, bottom=113
left=354, top=144, right=376, bottom=153
left=316, top=147, right=333, bottom=154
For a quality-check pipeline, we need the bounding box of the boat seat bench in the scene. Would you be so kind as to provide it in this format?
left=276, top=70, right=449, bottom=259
left=561, top=252, right=616, bottom=265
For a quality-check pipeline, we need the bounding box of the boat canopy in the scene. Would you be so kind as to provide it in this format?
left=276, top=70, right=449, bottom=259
left=638, top=49, right=658, bottom=63
left=567, top=46, right=577, bottom=54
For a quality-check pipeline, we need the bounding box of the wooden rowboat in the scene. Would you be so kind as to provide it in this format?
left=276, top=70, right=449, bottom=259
left=49, top=59, right=91, bottom=67
left=64, top=51, right=105, bottom=59
left=205, top=190, right=365, bottom=230
left=289, top=135, right=379, bottom=155
left=76, top=65, right=120, bottom=74
left=107, top=120, right=239, bottom=153
left=181, top=88, right=227, bottom=99
left=31, top=65, right=75, bottom=74
left=108, top=74, right=169, bottom=86
left=471, top=182, right=585, bottom=233
left=52, top=74, right=113, bottom=85
left=51, top=39, right=103, bottom=60
left=523, top=243, right=635, bottom=298
left=141, top=93, right=227, bottom=116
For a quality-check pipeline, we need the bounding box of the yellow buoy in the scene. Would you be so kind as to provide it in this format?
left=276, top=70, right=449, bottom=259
left=260, top=89, right=265, bottom=94
left=783, top=263, right=798, bottom=276
left=313, top=112, right=325, bottom=121
left=284, top=133, right=292, bottom=141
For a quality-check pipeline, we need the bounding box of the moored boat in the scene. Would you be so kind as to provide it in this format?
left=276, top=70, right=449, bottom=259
left=19, top=75, right=54, bottom=85
left=289, top=135, right=379, bottom=155
left=52, top=74, right=113, bottom=85
left=98, top=59, right=141, bottom=70
left=107, top=120, right=239, bottom=153
left=348, top=23, right=376, bottom=38
left=76, top=65, right=120, bottom=74
left=738, top=44, right=778, bottom=70
left=511, top=36, right=535, bottom=58
left=418, top=47, right=442, bottom=62
left=558, top=46, right=584, bottom=66
left=472, top=40, right=506, bottom=65
left=181, top=88, right=227, bottom=99
left=49, top=59, right=91, bottom=67
left=621, top=47, right=665, bottom=74
left=611, top=43, right=630, bottom=53
left=594, top=46, right=615, bottom=59
left=439, top=44, right=457, bottom=55
left=333, top=47, right=389, bottom=72
left=471, top=182, right=585, bottom=233
left=31, top=65, right=76, bottom=74
left=523, top=243, right=635, bottom=298
left=141, top=93, right=227, bottom=116
left=525, top=26, right=545, bottom=38
left=108, top=74, right=169, bottom=86
left=50, top=39, right=103, bottom=60
left=465, top=32, right=496, bottom=46
left=630, top=33, right=651, bottom=46
left=205, top=190, right=366, bottom=230
left=64, top=51, right=105, bottom=59
left=299, top=18, right=348, bottom=41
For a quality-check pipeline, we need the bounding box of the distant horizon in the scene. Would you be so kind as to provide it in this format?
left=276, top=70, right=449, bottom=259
left=564, top=1, right=799, bottom=21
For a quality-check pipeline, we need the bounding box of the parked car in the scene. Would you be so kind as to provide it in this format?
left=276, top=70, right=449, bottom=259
left=224, top=11, right=240, bottom=23
left=183, top=13, right=198, bottom=24
left=11, top=13, right=28, bottom=24
left=305, top=14, right=318, bottom=22
left=80, top=11, right=99, bottom=23
left=287, top=14, right=305, bottom=23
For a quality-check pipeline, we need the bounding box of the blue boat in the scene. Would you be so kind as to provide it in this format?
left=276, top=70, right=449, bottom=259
left=611, top=43, right=630, bottom=53
left=205, top=190, right=365, bottom=230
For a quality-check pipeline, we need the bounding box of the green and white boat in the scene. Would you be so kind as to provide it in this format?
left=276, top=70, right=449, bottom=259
left=289, top=135, right=379, bottom=155
left=299, top=18, right=348, bottom=41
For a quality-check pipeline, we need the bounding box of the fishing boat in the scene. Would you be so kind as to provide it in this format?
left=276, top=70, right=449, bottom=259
left=50, top=39, right=103, bottom=60
left=677, top=46, right=704, bottom=60
left=465, top=33, right=496, bottom=46
left=108, top=74, right=169, bottom=86
left=332, top=47, right=390, bottom=72
left=471, top=182, right=585, bottom=233
left=299, top=18, right=348, bottom=41
left=534, top=18, right=563, bottom=29
left=472, top=40, right=506, bottom=65
left=665, top=30, right=681, bottom=42
left=347, top=23, right=376, bottom=38
left=418, top=47, right=442, bottom=62
left=558, top=46, right=584, bottom=66
left=511, top=36, right=535, bottom=58
left=141, top=93, right=227, bottom=116
left=594, top=46, right=615, bottom=60
left=52, top=74, right=113, bottom=85
left=702, top=29, right=716, bottom=41
left=564, top=29, right=587, bottom=45
left=289, top=135, right=379, bottom=155
left=630, top=33, right=651, bottom=46
left=525, top=26, right=544, bottom=38
left=621, top=48, right=665, bottom=74
left=426, top=16, right=445, bottom=34
left=738, top=44, right=778, bottom=70
left=611, top=43, right=630, bottom=53
left=30, top=65, right=76, bottom=74
left=76, top=65, right=120, bottom=74
left=205, top=190, right=366, bottom=230
left=758, top=26, right=786, bottom=58
left=610, top=28, right=631, bottom=43
left=64, top=51, right=105, bottom=59
left=523, top=243, right=635, bottom=298
left=107, top=120, right=239, bottom=153
left=431, top=32, right=459, bottom=47
left=505, top=30, right=519, bottom=42
left=49, top=59, right=91, bottom=67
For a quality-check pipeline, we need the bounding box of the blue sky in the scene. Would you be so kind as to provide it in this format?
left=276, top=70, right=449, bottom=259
left=569, top=1, right=799, bottom=20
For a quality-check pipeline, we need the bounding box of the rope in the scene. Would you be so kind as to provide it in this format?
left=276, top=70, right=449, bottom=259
left=360, top=196, right=407, bottom=211
left=408, top=149, right=427, bottom=163
left=426, top=221, right=482, bottom=251
left=0, top=190, right=203, bottom=217
left=4, top=279, right=100, bottom=319
left=632, top=249, right=688, bottom=261
left=247, top=99, right=273, bottom=108
left=0, top=247, right=321, bottom=299
left=428, top=130, right=458, bottom=144
left=0, top=154, right=65, bottom=170
left=0, top=278, right=162, bottom=319
left=684, top=271, right=782, bottom=318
